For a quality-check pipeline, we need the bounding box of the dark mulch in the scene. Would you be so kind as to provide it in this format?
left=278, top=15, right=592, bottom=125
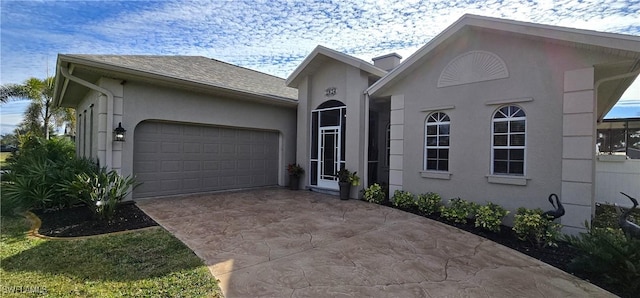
left=32, top=202, right=158, bottom=237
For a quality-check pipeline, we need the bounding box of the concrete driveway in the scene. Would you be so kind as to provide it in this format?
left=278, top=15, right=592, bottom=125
left=137, top=188, right=612, bottom=298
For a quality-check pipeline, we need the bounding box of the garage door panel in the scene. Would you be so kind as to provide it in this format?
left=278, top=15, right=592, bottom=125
left=161, top=124, right=182, bottom=135
left=162, top=179, right=181, bottom=191
left=184, top=161, right=201, bottom=171
left=161, top=142, right=181, bottom=153
left=183, top=142, right=202, bottom=153
left=134, top=121, right=279, bottom=198
left=203, top=144, right=219, bottom=153
left=135, top=161, right=158, bottom=173
left=203, top=161, right=220, bottom=170
left=161, top=161, right=182, bottom=172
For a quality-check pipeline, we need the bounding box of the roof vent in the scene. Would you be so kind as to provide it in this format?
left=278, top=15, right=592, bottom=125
left=372, top=53, right=402, bottom=71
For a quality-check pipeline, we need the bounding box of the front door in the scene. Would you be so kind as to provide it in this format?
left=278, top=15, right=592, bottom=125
left=310, top=100, right=346, bottom=190
left=318, top=126, right=341, bottom=188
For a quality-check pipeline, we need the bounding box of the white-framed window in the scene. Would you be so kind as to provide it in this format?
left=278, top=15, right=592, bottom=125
left=424, top=112, right=450, bottom=171
left=492, top=105, right=525, bottom=175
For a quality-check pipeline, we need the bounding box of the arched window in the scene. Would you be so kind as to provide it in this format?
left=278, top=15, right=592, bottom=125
left=492, top=105, right=525, bottom=175
left=424, top=112, right=450, bottom=171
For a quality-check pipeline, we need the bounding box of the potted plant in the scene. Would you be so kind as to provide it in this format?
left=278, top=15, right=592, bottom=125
left=287, top=163, right=304, bottom=190
left=336, top=169, right=360, bottom=200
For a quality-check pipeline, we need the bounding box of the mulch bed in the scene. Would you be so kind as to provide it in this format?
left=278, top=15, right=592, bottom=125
left=32, top=202, right=158, bottom=237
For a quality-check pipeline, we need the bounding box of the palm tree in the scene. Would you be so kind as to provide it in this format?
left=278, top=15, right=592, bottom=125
left=1, top=77, right=75, bottom=139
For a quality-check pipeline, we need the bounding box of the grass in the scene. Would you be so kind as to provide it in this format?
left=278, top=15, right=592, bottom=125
left=0, top=152, right=11, bottom=168
left=0, top=216, right=222, bottom=297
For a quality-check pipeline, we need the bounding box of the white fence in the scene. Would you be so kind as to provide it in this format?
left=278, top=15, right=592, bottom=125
left=595, top=156, right=640, bottom=208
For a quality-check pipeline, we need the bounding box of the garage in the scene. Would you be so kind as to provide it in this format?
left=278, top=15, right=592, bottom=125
left=133, top=121, right=279, bottom=198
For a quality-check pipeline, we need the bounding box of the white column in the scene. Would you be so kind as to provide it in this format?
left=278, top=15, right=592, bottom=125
left=389, top=94, right=405, bottom=195
left=561, top=67, right=595, bottom=235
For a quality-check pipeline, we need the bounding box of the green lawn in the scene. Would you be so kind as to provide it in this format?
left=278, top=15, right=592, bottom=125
left=0, top=216, right=222, bottom=297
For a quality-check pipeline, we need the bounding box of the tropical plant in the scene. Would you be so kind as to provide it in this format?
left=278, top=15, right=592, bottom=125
left=69, top=168, right=137, bottom=220
left=336, top=169, right=360, bottom=186
left=1, top=136, right=76, bottom=212
left=440, top=198, right=478, bottom=224
left=475, top=202, right=510, bottom=232
left=0, top=135, right=98, bottom=214
left=286, top=163, right=304, bottom=177
left=416, top=192, right=442, bottom=215
left=363, top=183, right=386, bottom=204
left=512, top=207, right=561, bottom=248
left=565, top=223, right=640, bottom=297
left=1, top=77, right=75, bottom=139
left=392, top=190, right=414, bottom=208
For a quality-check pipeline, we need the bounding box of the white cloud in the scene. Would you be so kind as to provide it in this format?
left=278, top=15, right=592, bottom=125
left=1, top=0, right=639, bottom=126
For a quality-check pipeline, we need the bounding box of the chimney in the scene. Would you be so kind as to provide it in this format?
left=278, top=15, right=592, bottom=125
left=372, top=53, right=402, bottom=71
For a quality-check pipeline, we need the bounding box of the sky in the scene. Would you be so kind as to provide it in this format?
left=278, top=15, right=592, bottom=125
left=1, top=0, right=639, bottom=135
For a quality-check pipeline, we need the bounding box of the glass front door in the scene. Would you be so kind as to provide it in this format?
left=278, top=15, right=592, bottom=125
left=318, top=127, right=341, bottom=188
left=311, top=101, right=346, bottom=190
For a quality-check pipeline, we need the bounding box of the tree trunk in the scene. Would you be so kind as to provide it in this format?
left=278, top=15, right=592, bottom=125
left=43, top=102, right=50, bottom=139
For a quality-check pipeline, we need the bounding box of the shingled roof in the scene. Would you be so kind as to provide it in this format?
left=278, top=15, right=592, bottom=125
left=60, top=55, right=298, bottom=100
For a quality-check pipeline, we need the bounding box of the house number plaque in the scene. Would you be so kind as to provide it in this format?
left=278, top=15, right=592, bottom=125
left=325, top=87, right=336, bottom=97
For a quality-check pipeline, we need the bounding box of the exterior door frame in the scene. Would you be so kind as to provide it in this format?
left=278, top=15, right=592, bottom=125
left=310, top=102, right=346, bottom=190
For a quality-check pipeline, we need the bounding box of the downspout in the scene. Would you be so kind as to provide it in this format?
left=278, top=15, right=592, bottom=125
left=59, top=66, right=114, bottom=169
left=363, top=91, right=370, bottom=188
left=594, top=66, right=640, bottom=122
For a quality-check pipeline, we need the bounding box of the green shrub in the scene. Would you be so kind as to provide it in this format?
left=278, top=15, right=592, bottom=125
left=392, top=190, right=414, bottom=208
left=363, top=183, right=386, bottom=204
left=362, top=183, right=387, bottom=204
left=565, top=224, right=640, bottom=297
left=416, top=192, right=441, bottom=215
left=512, top=207, right=561, bottom=248
left=1, top=136, right=97, bottom=212
left=475, top=202, right=510, bottom=232
left=68, top=168, right=137, bottom=220
left=440, top=198, right=478, bottom=224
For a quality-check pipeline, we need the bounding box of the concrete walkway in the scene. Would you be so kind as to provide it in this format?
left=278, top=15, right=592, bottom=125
left=137, top=188, right=612, bottom=298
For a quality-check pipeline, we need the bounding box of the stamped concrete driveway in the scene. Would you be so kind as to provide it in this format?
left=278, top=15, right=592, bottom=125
left=137, top=188, right=612, bottom=298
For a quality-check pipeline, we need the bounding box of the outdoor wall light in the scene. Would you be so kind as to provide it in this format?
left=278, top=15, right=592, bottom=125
left=113, top=122, right=126, bottom=142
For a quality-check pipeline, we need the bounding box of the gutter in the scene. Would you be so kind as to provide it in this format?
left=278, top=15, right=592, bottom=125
left=59, top=66, right=115, bottom=170
left=594, top=65, right=640, bottom=122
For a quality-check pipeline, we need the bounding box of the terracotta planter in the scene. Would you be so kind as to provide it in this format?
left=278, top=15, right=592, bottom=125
left=339, top=182, right=351, bottom=200
left=289, top=175, right=300, bottom=190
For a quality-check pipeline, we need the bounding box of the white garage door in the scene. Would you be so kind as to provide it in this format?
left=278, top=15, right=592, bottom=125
left=133, top=121, right=279, bottom=198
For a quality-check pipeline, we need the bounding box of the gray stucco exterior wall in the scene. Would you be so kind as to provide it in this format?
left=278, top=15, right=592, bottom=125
left=379, top=30, right=633, bottom=226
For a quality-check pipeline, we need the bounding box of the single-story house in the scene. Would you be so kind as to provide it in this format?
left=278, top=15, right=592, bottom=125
left=54, top=14, right=640, bottom=234
left=53, top=55, right=298, bottom=198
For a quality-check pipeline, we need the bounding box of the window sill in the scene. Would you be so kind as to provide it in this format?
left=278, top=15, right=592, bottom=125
left=597, top=155, right=627, bottom=162
left=420, top=171, right=452, bottom=180
left=486, top=175, right=528, bottom=186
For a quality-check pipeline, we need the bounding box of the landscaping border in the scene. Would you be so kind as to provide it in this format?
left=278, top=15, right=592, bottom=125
left=25, top=211, right=161, bottom=241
